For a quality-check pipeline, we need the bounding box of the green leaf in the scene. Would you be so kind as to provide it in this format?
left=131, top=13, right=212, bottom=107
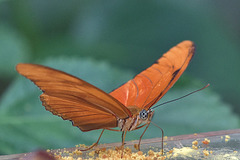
left=0, top=57, right=238, bottom=155
left=0, top=25, right=30, bottom=78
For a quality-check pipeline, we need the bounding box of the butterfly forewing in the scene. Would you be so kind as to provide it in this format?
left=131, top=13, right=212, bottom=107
left=16, top=64, right=132, bottom=131
left=110, top=40, right=195, bottom=110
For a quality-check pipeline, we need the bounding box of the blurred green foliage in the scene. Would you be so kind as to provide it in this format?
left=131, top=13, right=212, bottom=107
left=0, top=0, right=239, bottom=155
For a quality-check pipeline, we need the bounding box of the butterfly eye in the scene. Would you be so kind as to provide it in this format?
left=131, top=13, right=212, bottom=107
left=139, top=109, right=148, bottom=120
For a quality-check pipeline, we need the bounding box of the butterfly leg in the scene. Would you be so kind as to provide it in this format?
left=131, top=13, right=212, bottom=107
left=120, top=131, right=127, bottom=158
left=136, top=121, right=151, bottom=151
left=79, top=129, right=105, bottom=151
left=150, top=121, right=164, bottom=155
left=121, top=131, right=127, bottom=147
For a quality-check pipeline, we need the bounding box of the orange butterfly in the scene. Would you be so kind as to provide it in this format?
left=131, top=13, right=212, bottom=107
left=16, top=40, right=195, bottom=151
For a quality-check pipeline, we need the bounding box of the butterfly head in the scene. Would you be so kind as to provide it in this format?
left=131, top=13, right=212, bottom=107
left=139, top=109, right=153, bottom=120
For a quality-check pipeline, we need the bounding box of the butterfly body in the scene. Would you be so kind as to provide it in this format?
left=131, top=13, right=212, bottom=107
left=117, top=107, right=154, bottom=131
left=16, top=40, right=195, bottom=150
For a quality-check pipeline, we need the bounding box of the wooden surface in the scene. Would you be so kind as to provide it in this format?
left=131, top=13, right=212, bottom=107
left=1, top=129, right=240, bottom=159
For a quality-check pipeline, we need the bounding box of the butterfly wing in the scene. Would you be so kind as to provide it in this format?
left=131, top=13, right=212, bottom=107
left=110, top=40, right=195, bottom=110
left=16, top=64, right=132, bottom=131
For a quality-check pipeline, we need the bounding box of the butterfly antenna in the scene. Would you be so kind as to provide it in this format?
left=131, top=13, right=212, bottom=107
left=152, top=84, right=210, bottom=110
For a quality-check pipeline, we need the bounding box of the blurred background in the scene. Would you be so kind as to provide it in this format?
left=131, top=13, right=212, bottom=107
left=0, top=0, right=239, bottom=155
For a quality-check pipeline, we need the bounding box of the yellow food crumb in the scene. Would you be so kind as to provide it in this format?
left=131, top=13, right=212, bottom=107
left=137, top=151, right=143, bottom=155
left=163, top=136, right=168, bottom=140
left=63, top=148, right=69, bottom=154
left=225, top=135, right=231, bottom=142
left=54, top=155, right=62, bottom=159
left=148, top=149, right=155, bottom=156
left=124, top=147, right=132, bottom=154
left=79, top=144, right=87, bottom=148
left=88, top=150, right=95, bottom=157
left=192, top=145, right=198, bottom=150
left=62, top=157, right=74, bottom=160
left=194, top=133, right=198, bottom=136
left=101, top=154, right=108, bottom=159
left=72, top=149, right=82, bottom=156
left=202, top=138, right=210, bottom=144
left=225, top=135, right=230, bottom=139
left=46, top=149, right=51, bottom=152
left=191, top=140, right=198, bottom=150
left=192, top=140, right=198, bottom=145
left=203, top=149, right=209, bottom=156
left=168, top=150, right=173, bottom=154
